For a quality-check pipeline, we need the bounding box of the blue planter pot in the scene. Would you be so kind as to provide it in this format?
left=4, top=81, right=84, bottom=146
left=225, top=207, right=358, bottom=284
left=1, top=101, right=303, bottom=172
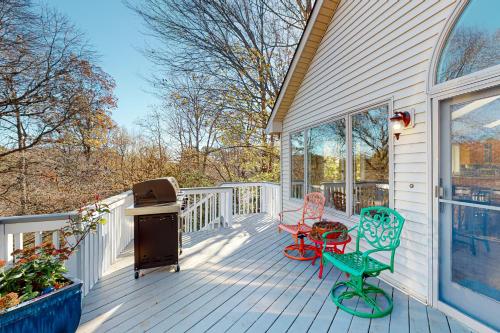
left=0, top=278, right=83, bottom=333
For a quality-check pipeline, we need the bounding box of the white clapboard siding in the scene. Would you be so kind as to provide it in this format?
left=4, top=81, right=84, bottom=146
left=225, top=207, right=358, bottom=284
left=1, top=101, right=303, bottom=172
left=280, top=0, right=458, bottom=301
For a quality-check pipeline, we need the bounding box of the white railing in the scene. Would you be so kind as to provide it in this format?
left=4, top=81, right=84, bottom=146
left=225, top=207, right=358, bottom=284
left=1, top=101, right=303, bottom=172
left=0, top=182, right=281, bottom=294
left=180, top=187, right=233, bottom=232
left=180, top=182, right=281, bottom=233
left=221, top=182, right=281, bottom=218
left=0, top=191, right=134, bottom=296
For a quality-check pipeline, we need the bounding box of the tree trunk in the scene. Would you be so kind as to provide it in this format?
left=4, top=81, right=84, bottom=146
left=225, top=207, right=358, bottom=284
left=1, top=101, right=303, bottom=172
left=15, top=106, right=28, bottom=215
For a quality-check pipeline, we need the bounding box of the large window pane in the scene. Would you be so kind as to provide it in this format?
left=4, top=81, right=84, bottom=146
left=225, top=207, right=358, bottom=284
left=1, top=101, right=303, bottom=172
left=436, top=0, right=500, bottom=83
left=444, top=203, right=500, bottom=302
left=307, top=119, right=346, bottom=212
left=450, top=95, right=500, bottom=206
left=352, top=105, right=389, bottom=214
left=291, top=131, right=305, bottom=199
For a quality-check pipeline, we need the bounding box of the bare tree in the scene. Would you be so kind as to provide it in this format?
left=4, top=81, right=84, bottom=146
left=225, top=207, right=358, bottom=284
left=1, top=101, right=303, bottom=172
left=61, top=59, right=116, bottom=160
left=263, top=0, right=313, bottom=30
left=0, top=6, right=90, bottom=158
left=0, top=2, right=115, bottom=214
left=438, top=26, right=500, bottom=82
left=128, top=0, right=309, bottom=180
left=168, top=74, right=222, bottom=174
left=136, top=107, right=168, bottom=161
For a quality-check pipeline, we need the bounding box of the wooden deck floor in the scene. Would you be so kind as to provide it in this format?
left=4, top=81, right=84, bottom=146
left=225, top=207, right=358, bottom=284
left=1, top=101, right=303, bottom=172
left=78, top=214, right=472, bottom=333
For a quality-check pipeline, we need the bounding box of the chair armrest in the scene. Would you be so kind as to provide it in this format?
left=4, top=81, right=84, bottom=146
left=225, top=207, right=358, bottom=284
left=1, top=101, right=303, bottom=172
left=321, top=224, right=358, bottom=251
left=347, top=225, right=358, bottom=233
left=321, top=228, right=350, bottom=251
left=361, top=247, right=391, bottom=259
left=321, top=224, right=357, bottom=241
left=278, top=208, right=302, bottom=222
left=361, top=247, right=392, bottom=271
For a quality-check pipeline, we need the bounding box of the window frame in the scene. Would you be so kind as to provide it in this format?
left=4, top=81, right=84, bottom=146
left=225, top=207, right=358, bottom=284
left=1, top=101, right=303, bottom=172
left=428, top=0, right=500, bottom=96
left=434, top=0, right=500, bottom=85
left=289, top=130, right=306, bottom=201
left=306, top=117, right=349, bottom=216
left=289, top=101, right=394, bottom=220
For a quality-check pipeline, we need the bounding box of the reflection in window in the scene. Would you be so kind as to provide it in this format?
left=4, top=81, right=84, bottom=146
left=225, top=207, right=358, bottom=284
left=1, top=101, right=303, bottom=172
left=484, top=143, right=492, bottom=163
left=449, top=204, right=500, bottom=301
left=447, top=94, right=500, bottom=308
left=307, top=120, right=346, bottom=212
left=291, top=131, right=305, bottom=199
left=436, top=0, right=500, bottom=83
left=451, top=95, right=500, bottom=206
left=352, top=105, right=389, bottom=214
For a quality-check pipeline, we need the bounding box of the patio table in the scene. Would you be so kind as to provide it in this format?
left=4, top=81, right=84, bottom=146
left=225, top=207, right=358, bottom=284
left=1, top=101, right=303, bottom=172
left=308, top=225, right=351, bottom=279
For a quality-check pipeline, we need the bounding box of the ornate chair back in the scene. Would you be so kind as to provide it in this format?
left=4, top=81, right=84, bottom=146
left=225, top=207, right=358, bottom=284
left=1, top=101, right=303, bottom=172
left=300, top=192, right=326, bottom=226
left=356, top=206, right=405, bottom=272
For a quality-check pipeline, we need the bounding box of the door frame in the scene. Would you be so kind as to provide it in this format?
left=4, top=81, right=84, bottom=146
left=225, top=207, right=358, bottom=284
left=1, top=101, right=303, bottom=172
left=429, top=79, right=500, bottom=333
left=427, top=1, right=500, bottom=330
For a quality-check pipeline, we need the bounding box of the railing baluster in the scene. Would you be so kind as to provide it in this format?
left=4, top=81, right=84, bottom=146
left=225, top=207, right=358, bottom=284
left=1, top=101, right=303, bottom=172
left=211, top=195, right=215, bottom=228
left=52, top=231, right=60, bottom=249
left=233, top=188, right=236, bottom=215
left=13, top=233, right=23, bottom=252
left=34, top=231, right=42, bottom=246
left=204, top=194, right=209, bottom=230
left=194, top=194, right=198, bottom=231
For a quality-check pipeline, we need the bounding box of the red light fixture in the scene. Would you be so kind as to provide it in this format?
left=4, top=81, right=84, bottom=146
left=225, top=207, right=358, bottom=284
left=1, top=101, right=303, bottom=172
left=390, top=111, right=412, bottom=140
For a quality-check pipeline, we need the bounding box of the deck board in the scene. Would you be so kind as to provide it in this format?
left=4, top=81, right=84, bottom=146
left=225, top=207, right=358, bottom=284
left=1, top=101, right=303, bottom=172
left=78, top=213, right=473, bottom=333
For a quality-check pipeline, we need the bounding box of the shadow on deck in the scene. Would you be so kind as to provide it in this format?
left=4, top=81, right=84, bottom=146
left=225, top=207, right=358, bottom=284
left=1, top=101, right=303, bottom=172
left=77, top=214, right=472, bottom=333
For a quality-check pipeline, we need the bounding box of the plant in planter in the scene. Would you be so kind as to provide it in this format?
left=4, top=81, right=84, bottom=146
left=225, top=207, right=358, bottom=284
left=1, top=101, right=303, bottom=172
left=0, top=198, right=109, bottom=332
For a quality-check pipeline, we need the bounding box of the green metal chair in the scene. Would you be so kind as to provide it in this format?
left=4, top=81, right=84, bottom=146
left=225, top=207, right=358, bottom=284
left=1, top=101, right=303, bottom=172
left=322, top=206, right=405, bottom=318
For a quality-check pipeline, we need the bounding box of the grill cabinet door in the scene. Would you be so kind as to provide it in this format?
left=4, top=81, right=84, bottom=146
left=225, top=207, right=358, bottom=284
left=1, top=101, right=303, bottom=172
left=134, top=213, right=178, bottom=270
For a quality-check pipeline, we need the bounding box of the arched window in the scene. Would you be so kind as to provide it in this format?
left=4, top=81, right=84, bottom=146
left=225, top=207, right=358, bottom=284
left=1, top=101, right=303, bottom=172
left=436, top=0, right=500, bottom=84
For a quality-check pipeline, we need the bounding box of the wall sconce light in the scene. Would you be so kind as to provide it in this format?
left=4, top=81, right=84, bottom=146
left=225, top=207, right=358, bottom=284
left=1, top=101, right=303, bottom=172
left=390, top=109, right=414, bottom=140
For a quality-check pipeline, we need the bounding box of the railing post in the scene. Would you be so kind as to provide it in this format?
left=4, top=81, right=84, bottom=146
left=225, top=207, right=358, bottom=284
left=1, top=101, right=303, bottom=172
left=219, top=192, right=225, bottom=227
left=261, top=185, right=267, bottom=214
left=226, top=189, right=233, bottom=226
left=0, top=224, right=8, bottom=263
left=13, top=233, right=23, bottom=252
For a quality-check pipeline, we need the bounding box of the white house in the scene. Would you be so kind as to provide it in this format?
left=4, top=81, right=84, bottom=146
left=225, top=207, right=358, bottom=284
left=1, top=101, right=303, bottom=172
left=267, top=0, right=500, bottom=331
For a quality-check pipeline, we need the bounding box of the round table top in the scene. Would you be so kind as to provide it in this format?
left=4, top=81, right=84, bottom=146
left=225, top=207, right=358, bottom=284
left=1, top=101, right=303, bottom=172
left=307, top=230, right=351, bottom=246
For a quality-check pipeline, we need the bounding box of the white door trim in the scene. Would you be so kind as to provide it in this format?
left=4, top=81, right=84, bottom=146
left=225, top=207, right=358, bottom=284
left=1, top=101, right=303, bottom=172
left=429, top=82, right=500, bottom=333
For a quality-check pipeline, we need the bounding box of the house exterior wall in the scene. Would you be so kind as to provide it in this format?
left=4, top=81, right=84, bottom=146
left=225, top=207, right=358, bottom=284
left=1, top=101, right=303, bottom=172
left=280, top=0, right=458, bottom=302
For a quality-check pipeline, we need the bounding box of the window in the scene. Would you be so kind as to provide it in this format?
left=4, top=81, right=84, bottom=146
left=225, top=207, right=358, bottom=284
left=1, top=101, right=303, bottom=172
left=307, top=119, right=346, bottom=212
left=352, top=105, right=389, bottom=214
left=484, top=143, right=492, bottom=163
left=290, top=131, right=305, bottom=199
left=436, top=0, right=500, bottom=83
left=290, top=104, right=390, bottom=216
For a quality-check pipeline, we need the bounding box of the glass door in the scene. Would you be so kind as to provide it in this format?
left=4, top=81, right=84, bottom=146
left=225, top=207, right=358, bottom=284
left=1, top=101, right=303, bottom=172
left=438, top=88, right=500, bottom=331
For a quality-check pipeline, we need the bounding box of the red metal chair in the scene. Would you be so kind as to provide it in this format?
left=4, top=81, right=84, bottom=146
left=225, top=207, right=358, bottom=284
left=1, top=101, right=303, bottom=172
left=278, top=192, right=326, bottom=261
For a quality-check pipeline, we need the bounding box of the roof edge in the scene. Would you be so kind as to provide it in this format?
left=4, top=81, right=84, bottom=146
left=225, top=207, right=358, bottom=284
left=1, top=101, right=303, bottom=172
left=266, top=0, right=339, bottom=134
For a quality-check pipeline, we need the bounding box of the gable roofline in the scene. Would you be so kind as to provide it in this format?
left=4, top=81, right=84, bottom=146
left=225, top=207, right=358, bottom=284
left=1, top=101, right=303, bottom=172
left=266, top=0, right=339, bottom=134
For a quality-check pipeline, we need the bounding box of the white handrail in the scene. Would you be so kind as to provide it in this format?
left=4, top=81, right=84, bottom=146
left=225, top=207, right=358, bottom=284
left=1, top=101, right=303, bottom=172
left=180, top=182, right=281, bottom=233
left=220, top=182, right=281, bottom=219
left=180, top=187, right=233, bottom=232
left=0, top=191, right=134, bottom=296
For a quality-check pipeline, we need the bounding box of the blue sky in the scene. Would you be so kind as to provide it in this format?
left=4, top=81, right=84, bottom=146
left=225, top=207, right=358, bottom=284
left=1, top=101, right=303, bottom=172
left=46, top=0, right=162, bottom=129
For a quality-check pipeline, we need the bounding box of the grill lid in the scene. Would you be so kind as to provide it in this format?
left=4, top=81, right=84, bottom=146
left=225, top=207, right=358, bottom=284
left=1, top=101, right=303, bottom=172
left=133, top=177, right=180, bottom=207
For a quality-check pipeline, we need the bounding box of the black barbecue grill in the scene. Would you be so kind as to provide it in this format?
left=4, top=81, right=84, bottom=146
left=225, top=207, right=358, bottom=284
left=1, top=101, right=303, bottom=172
left=125, top=177, right=185, bottom=279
